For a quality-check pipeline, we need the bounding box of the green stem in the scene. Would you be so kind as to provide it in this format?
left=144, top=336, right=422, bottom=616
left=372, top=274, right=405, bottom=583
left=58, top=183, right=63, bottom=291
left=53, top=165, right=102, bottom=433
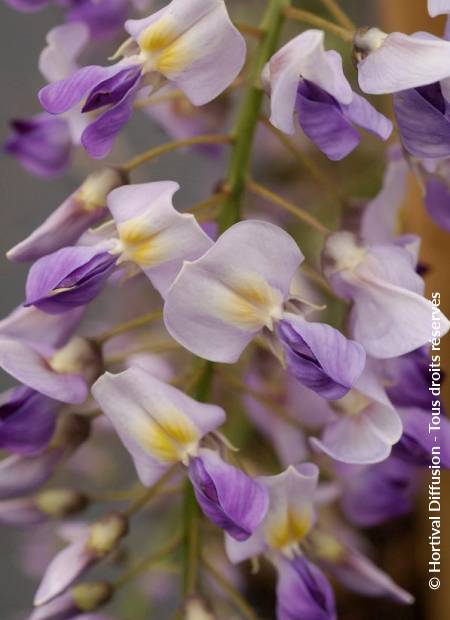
left=95, top=310, right=163, bottom=345
left=284, top=7, right=354, bottom=41
left=182, top=361, right=214, bottom=596
left=219, top=0, right=291, bottom=231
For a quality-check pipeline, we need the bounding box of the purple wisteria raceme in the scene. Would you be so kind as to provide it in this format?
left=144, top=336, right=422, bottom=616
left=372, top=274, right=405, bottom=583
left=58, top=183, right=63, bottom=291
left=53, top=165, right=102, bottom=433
left=39, top=0, right=246, bottom=158
left=23, top=181, right=213, bottom=311
left=322, top=231, right=450, bottom=358
left=262, top=30, right=392, bottom=160
left=164, top=220, right=365, bottom=399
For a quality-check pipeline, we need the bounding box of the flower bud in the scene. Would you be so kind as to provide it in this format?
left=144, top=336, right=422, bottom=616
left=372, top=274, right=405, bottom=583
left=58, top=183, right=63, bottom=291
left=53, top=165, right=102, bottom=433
left=184, top=596, right=216, bottom=620
left=49, top=337, right=103, bottom=388
left=353, top=27, right=388, bottom=64
left=35, top=488, right=89, bottom=518
left=87, top=512, right=128, bottom=557
left=71, top=580, right=113, bottom=612
left=75, top=167, right=127, bottom=214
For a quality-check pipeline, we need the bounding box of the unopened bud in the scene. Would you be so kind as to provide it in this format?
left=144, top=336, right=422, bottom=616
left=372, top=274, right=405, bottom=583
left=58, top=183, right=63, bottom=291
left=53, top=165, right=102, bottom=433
left=35, top=488, right=89, bottom=518
left=184, top=596, right=216, bottom=620
left=71, top=580, right=113, bottom=611
left=353, top=27, right=388, bottom=64
left=87, top=513, right=128, bottom=556
left=76, top=167, right=127, bottom=213
left=50, top=337, right=103, bottom=387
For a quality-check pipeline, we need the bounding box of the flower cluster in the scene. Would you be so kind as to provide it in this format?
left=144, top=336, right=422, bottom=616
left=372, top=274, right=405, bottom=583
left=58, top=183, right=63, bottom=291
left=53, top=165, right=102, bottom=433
left=2, top=0, right=450, bottom=619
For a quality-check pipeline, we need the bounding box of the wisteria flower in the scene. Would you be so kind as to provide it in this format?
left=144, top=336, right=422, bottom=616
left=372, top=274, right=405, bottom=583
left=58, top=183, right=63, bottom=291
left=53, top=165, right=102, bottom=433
left=263, top=30, right=391, bottom=159
left=309, top=364, right=403, bottom=464
left=39, top=0, right=246, bottom=157
left=7, top=167, right=125, bottom=262
left=322, top=231, right=450, bottom=358
left=4, top=115, right=72, bottom=178
left=428, top=0, right=450, bottom=17
left=354, top=27, right=450, bottom=95
left=164, top=220, right=365, bottom=399
left=24, top=181, right=213, bottom=311
left=92, top=367, right=225, bottom=485
left=0, top=305, right=100, bottom=403
left=0, top=386, right=58, bottom=455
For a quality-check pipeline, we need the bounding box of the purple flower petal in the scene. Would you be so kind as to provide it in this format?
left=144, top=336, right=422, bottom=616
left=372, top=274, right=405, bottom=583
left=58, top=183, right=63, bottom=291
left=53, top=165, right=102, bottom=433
left=188, top=448, right=269, bottom=540
left=0, top=338, right=88, bottom=403
left=428, top=0, right=450, bottom=17
left=39, top=65, right=117, bottom=115
left=81, top=83, right=139, bottom=159
left=276, top=556, right=337, bottom=620
left=394, top=83, right=450, bottom=158
left=25, top=245, right=117, bottom=314
left=82, top=66, right=142, bottom=113
left=5, top=114, right=71, bottom=178
left=3, top=0, right=48, bottom=12
left=424, top=174, right=450, bottom=230
left=0, top=386, right=57, bottom=455
left=66, top=0, right=130, bottom=40
left=278, top=314, right=366, bottom=400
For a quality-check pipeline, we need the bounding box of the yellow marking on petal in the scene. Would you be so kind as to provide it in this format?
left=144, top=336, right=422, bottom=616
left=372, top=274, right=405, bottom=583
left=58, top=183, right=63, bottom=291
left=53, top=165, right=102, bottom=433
left=216, top=273, right=284, bottom=331
left=134, top=406, right=200, bottom=464
left=118, top=217, right=168, bottom=268
left=155, top=39, right=191, bottom=75
left=312, top=531, right=344, bottom=562
left=139, top=17, right=177, bottom=53
left=265, top=508, right=312, bottom=552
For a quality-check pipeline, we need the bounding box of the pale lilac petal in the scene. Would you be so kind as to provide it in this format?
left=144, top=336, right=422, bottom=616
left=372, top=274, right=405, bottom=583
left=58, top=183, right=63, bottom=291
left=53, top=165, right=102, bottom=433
left=29, top=591, right=76, bottom=620
left=428, top=0, right=450, bottom=16
left=278, top=313, right=366, bottom=400
left=34, top=538, right=92, bottom=605
left=39, top=66, right=118, bottom=115
left=0, top=450, right=63, bottom=500
left=324, top=546, right=414, bottom=604
left=39, top=23, right=90, bottom=83
left=109, top=182, right=213, bottom=295
left=0, top=305, right=84, bottom=350
left=276, top=556, right=337, bottom=620
left=358, top=32, right=450, bottom=94
left=164, top=221, right=303, bottom=363
left=360, top=144, right=409, bottom=243
left=188, top=448, right=269, bottom=540
left=66, top=0, right=130, bottom=41
left=0, top=497, right=46, bottom=526
left=394, top=406, right=450, bottom=467
left=266, top=30, right=352, bottom=134
left=0, top=338, right=88, bottom=403
left=3, top=0, right=48, bottom=12
left=92, top=368, right=225, bottom=485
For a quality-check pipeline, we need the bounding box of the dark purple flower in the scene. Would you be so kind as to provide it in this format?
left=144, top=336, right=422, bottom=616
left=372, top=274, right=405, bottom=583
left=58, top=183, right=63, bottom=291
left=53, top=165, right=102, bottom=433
left=25, top=245, right=118, bottom=314
left=277, top=314, right=366, bottom=400
left=424, top=171, right=450, bottom=231
left=296, top=80, right=392, bottom=161
left=276, top=556, right=336, bottom=620
left=0, top=386, right=57, bottom=455
left=188, top=448, right=269, bottom=541
left=385, top=348, right=433, bottom=409
left=393, top=82, right=450, bottom=159
left=5, top=114, right=71, bottom=178
left=393, top=406, right=450, bottom=468
left=340, top=457, right=419, bottom=527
